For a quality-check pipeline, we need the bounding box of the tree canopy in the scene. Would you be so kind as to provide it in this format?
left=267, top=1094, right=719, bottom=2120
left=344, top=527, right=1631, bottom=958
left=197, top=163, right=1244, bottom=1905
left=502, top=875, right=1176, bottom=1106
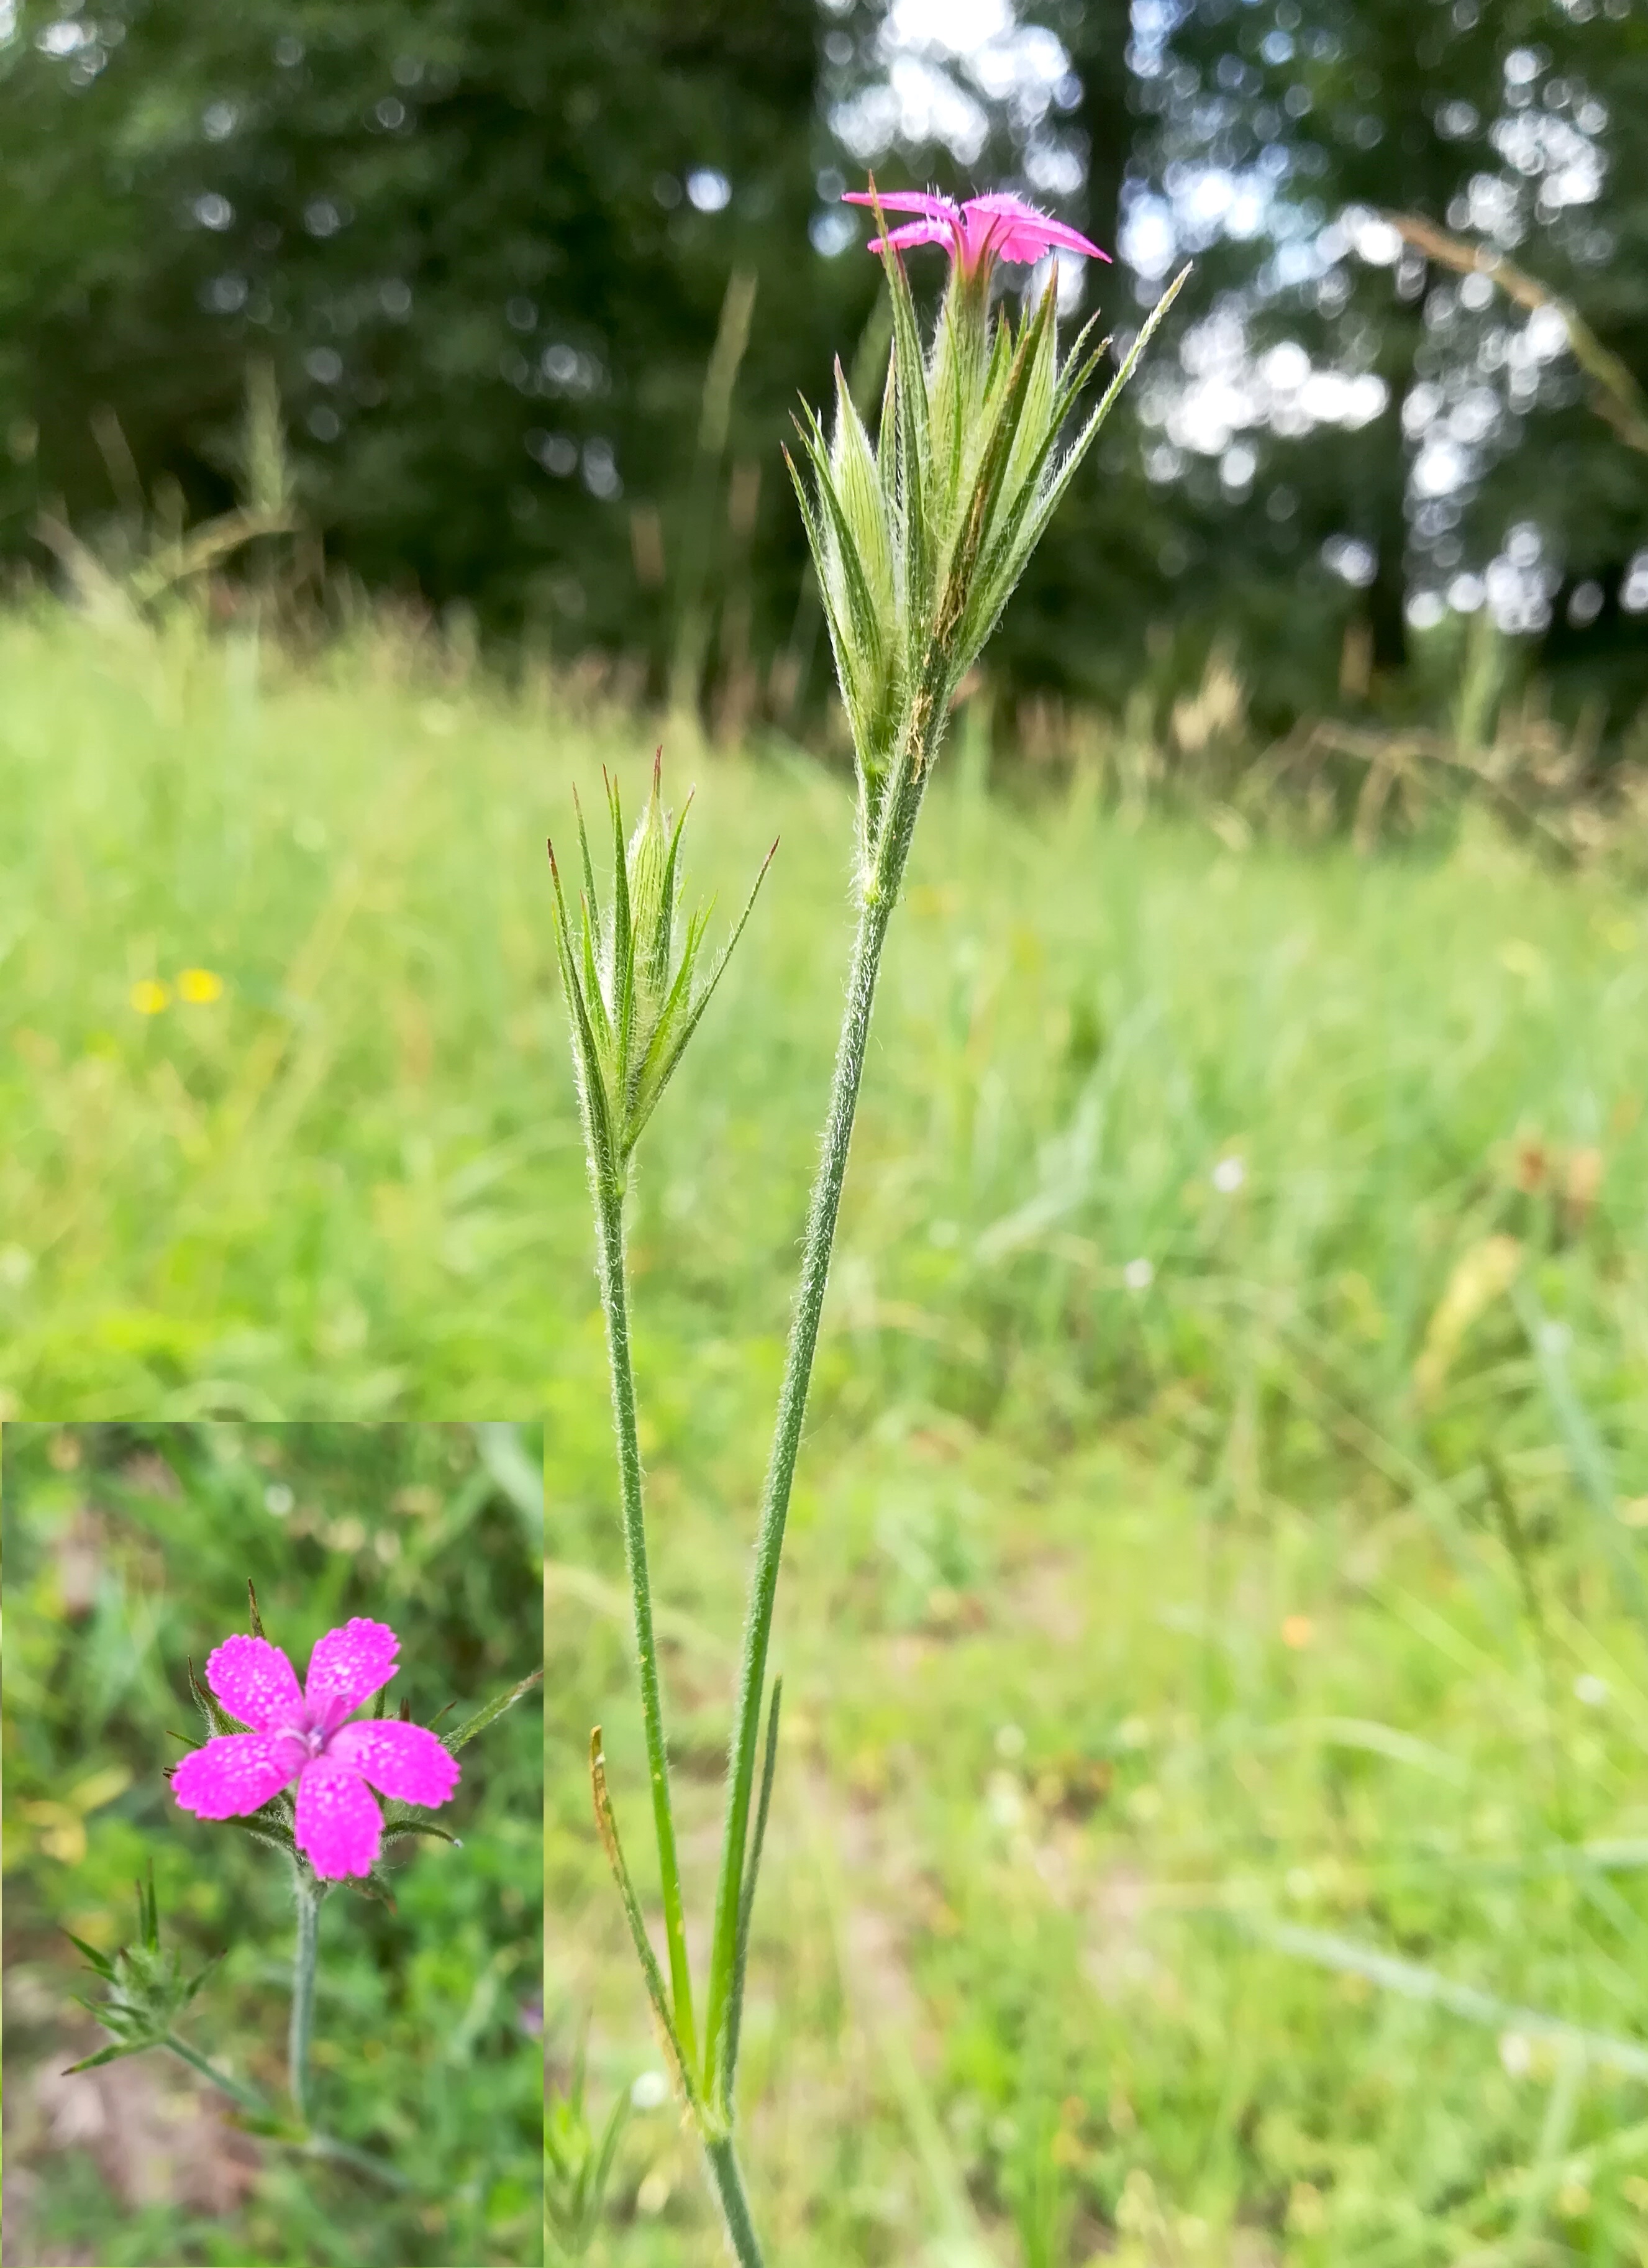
left=1, top=0, right=1642, bottom=727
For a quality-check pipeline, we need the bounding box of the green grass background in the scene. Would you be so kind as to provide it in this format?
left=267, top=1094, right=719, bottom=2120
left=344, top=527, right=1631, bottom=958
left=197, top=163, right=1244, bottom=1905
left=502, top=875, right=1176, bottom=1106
left=5, top=608, right=1648, bottom=2261
left=1, top=1418, right=544, bottom=2267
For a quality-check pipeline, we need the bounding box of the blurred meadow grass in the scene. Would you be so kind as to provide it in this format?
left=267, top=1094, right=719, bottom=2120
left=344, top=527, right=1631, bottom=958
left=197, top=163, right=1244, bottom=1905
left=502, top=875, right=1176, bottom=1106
left=1, top=1418, right=544, bottom=2267
left=4, top=605, right=1648, bottom=2259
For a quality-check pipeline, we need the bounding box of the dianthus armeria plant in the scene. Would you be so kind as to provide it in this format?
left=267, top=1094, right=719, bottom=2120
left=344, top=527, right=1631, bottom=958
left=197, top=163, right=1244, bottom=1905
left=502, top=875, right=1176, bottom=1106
left=66, top=1583, right=540, bottom=2188
left=553, top=181, right=1188, bottom=2262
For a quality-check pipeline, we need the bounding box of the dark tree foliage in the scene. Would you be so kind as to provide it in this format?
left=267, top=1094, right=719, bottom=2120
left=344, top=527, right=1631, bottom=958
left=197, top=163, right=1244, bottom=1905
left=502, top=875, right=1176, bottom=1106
left=0, top=0, right=1642, bottom=725
left=1147, top=0, right=1648, bottom=719
left=0, top=0, right=875, bottom=695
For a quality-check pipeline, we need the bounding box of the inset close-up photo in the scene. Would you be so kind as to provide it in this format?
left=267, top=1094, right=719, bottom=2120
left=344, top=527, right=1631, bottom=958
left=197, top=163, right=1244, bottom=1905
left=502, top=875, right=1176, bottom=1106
left=2, top=1419, right=545, bottom=2268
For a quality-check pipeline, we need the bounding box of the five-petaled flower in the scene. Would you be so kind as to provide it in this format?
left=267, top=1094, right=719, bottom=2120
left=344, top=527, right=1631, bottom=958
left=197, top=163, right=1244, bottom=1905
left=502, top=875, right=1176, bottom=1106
left=170, top=1619, right=458, bottom=1880
left=841, top=186, right=1110, bottom=273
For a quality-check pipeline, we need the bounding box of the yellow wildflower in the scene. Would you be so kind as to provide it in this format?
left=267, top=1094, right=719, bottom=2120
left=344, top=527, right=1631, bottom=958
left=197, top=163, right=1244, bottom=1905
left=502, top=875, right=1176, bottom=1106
left=129, top=979, right=170, bottom=1016
left=178, top=967, right=225, bottom=1004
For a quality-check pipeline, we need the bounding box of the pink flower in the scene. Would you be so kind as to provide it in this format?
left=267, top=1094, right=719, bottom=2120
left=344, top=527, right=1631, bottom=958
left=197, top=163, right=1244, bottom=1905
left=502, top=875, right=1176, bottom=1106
left=841, top=186, right=1110, bottom=273
left=170, top=1619, right=459, bottom=1880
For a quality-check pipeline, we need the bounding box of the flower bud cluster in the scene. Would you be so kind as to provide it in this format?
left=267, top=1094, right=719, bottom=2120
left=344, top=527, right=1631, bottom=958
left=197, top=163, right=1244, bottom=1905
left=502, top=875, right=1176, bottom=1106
left=549, top=754, right=772, bottom=1182
left=64, top=1867, right=220, bottom=2072
left=790, top=183, right=1186, bottom=898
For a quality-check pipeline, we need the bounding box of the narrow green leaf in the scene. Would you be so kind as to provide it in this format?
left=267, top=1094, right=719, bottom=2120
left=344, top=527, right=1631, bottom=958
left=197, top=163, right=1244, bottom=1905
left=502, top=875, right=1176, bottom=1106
left=1012, top=263, right=1189, bottom=558
left=441, top=1665, right=545, bottom=1756
left=832, top=362, right=895, bottom=627
left=380, top=1819, right=463, bottom=1850
left=68, top=1989, right=133, bottom=2027
left=723, top=1676, right=782, bottom=2108
left=958, top=315, right=1109, bottom=646
left=188, top=1656, right=239, bottom=1738
left=867, top=180, right=932, bottom=622
left=991, top=270, right=1060, bottom=539
left=876, top=344, right=899, bottom=513
left=924, top=283, right=970, bottom=547
left=568, top=794, right=611, bottom=1039
left=65, top=2041, right=152, bottom=2074
left=649, top=772, right=693, bottom=1007
left=604, top=772, right=637, bottom=1084
left=948, top=275, right=1056, bottom=603
left=589, top=1729, right=701, bottom=2120
left=183, top=1953, right=224, bottom=2005
left=62, top=1929, right=117, bottom=1980
left=246, top=1580, right=266, bottom=1639
left=796, top=399, right=886, bottom=692
left=572, top=786, right=603, bottom=967
left=790, top=424, right=879, bottom=771
left=784, top=444, right=862, bottom=735
left=230, top=1816, right=300, bottom=1860
left=627, top=902, right=712, bottom=1143
left=960, top=268, right=1189, bottom=668
left=1044, top=306, right=1108, bottom=432
left=548, top=840, right=619, bottom=1173
left=635, top=840, right=776, bottom=1147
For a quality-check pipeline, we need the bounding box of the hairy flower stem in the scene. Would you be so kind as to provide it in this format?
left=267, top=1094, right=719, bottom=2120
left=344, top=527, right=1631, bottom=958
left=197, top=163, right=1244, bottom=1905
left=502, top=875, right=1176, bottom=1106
left=165, top=2026, right=407, bottom=2187
left=703, top=765, right=926, bottom=2108
left=288, top=1872, right=319, bottom=2126
left=163, top=2029, right=268, bottom=2116
left=704, top=2135, right=765, bottom=2267
left=593, top=1155, right=698, bottom=2074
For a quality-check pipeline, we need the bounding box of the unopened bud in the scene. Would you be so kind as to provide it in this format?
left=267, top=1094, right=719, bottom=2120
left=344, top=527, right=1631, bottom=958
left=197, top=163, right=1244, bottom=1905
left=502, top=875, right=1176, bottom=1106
left=549, top=752, right=773, bottom=1173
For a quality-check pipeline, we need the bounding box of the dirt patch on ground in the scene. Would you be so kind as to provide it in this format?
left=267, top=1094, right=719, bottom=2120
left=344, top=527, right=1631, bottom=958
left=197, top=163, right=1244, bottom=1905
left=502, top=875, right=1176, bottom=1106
left=2, top=2034, right=262, bottom=2265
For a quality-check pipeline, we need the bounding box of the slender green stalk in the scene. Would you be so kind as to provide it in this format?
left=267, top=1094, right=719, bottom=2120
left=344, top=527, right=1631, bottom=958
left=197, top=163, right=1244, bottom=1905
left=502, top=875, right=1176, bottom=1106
left=288, top=1870, right=319, bottom=2125
left=704, top=2135, right=766, bottom=2268
left=703, top=762, right=926, bottom=2105
left=724, top=1678, right=783, bottom=2103
left=302, top=2132, right=417, bottom=2190
left=592, top=1155, right=698, bottom=2074
left=162, top=2029, right=268, bottom=2116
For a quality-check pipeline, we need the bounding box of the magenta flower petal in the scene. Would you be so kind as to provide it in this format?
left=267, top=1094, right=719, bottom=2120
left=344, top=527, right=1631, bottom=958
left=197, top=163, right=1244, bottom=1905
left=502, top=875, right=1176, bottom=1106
left=294, top=1760, right=385, bottom=1879
left=304, top=1618, right=399, bottom=1718
left=962, top=192, right=1111, bottom=267
left=842, top=181, right=1111, bottom=271
left=331, top=1721, right=461, bottom=1807
left=843, top=187, right=964, bottom=260
left=204, top=1633, right=304, bottom=1732
left=867, top=218, right=957, bottom=257
left=1020, top=215, right=1110, bottom=261
left=841, top=187, right=961, bottom=224
left=173, top=1731, right=306, bottom=1819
